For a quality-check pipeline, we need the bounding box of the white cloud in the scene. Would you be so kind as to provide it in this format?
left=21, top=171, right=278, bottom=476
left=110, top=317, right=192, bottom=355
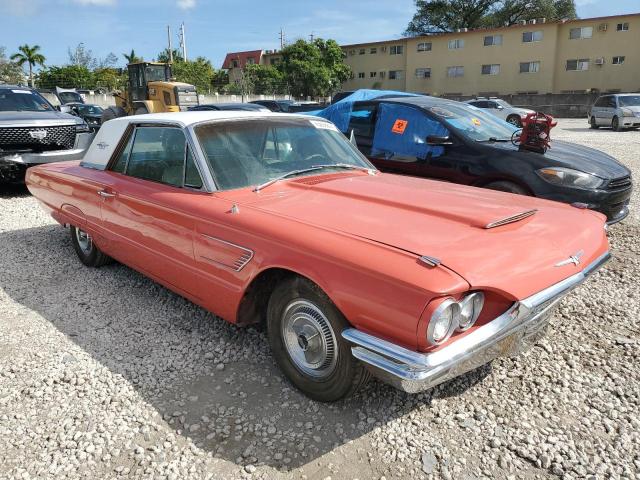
left=177, top=0, right=195, bottom=9
left=71, top=0, right=116, bottom=5
left=0, top=0, right=42, bottom=16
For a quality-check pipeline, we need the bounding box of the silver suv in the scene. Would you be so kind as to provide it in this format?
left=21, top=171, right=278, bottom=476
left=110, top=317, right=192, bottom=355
left=465, top=98, right=534, bottom=127
left=589, top=93, right=640, bottom=131
left=1, top=85, right=93, bottom=183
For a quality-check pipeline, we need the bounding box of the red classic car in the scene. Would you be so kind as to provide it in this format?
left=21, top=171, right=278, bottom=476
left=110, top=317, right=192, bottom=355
left=26, top=111, right=610, bottom=401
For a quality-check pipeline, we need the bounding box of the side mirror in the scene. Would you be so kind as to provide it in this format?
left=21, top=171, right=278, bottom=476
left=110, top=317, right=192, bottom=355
left=426, top=135, right=453, bottom=146
left=59, top=105, right=72, bottom=114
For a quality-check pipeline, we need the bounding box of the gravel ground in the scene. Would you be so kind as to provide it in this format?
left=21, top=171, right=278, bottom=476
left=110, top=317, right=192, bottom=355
left=1, top=118, right=639, bottom=480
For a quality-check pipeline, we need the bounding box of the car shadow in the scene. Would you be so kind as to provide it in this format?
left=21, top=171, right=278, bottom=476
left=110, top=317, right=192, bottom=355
left=0, top=224, right=491, bottom=472
left=0, top=183, right=30, bottom=199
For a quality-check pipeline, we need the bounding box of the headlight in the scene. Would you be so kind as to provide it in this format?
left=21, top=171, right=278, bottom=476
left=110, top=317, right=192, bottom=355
left=621, top=108, right=635, bottom=117
left=457, top=292, right=484, bottom=331
left=536, top=167, right=604, bottom=189
left=427, top=298, right=459, bottom=345
left=75, top=122, right=91, bottom=133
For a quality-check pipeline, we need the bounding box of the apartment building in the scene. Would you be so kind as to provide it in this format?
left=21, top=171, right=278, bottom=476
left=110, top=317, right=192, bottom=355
left=341, top=13, right=640, bottom=95
left=222, top=49, right=282, bottom=83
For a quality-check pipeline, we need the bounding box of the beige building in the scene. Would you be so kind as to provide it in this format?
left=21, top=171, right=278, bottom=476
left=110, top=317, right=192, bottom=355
left=341, top=13, right=640, bottom=96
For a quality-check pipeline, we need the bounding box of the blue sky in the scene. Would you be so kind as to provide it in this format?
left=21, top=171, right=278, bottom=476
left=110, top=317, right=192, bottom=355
left=0, top=0, right=638, bottom=70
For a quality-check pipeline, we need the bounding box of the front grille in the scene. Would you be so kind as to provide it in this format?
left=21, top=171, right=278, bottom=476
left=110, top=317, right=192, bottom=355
left=0, top=125, right=76, bottom=152
left=607, top=175, right=632, bottom=190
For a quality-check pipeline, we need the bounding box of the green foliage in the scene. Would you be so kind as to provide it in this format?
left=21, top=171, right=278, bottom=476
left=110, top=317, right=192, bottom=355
left=37, top=65, right=93, bottom=89
left=156, top=48, right=183, bottom=63
left=10, top=44, right=46, bottom=87
left=93, top=67, right=124, bottom=91
left=0, top=47, right=25, bottom=85
left=171, top=57, right=215, bottom=93
left=123, top=49, right=142, bottom=64
left=405, top=0, right=577, bottom=34
left=278, top=38, right=351, bottom=97
left=243, top=64, right=285, bottom=95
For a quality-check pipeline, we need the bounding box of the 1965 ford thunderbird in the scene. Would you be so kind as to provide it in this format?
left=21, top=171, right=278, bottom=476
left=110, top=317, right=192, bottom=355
left=26, top=111, right=610, bottom=401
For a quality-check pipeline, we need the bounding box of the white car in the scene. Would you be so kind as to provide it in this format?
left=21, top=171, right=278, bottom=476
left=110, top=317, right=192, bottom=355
left=465, top=98, right=535, bottom=127
left=589, top=94, right=640, bottom=131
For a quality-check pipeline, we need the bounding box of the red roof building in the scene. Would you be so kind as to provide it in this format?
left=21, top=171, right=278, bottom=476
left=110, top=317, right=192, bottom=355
left=221, top=50, right=264, bottom=70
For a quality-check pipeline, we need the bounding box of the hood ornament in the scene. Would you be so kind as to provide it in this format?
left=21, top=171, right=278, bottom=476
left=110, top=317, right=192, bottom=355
left=555, top=250, right=584, bottom=267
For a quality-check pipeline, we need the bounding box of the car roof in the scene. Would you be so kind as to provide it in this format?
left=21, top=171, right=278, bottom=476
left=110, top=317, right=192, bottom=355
left=108, top=110, right=306, bottom=127
left=369, top=95, right=459, bottom=108
left=0, top=85, right=33, bottom=90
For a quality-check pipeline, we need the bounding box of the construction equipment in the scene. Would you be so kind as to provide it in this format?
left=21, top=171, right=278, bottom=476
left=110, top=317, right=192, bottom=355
left=101, top=62, right=198, bottom=122
left=511, top=112, right=557, bottom=154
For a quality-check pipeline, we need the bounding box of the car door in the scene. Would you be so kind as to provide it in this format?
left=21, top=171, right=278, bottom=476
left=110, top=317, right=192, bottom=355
left=599, top=96, right=615, bottom=124
left=97, top=124, right=208, bottom=298
left=485, top=101, right=506, bottom=121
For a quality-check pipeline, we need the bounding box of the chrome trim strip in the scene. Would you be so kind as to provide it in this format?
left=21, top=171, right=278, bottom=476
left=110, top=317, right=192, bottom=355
left=418, top=255, right=441, bottom=267
left=199, top=233, right=254, bottom=271
left=342, top=251, right=610, bottom=393
left=484, top=209, right=537, bottom=229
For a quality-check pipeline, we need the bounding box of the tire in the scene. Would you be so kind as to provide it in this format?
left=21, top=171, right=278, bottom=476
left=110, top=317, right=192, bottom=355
left=506, top=115, right=522, bottom=128
left=612, top=116, right=624, bottom=132
left=267, top=276, right=371, bottom=402
left=590, top=116, right=600, bottom=129
left=70, top=226, right=111, bottom=267
left=101, top=106, right=127, bottom=123
left=134, top=106, right=149, bottom=115
left=484, top=180, right=529, bottom=195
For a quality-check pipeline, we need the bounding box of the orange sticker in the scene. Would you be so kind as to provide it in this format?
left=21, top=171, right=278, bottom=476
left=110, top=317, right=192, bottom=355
left=392, top=119, right=408, bottom=134
left=471, top=117, right=481, bottom=126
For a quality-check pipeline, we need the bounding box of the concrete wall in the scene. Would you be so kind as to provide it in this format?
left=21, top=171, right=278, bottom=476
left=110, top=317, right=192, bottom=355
left=43, top=93, right=292, bottom=108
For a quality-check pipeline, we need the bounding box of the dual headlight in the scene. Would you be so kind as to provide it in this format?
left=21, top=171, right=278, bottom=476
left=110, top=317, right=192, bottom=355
left=427, top=292, right=485, bottom=345
left=75, top=122, right=91, bottom=133
left=536, top=167, right=604, bottom=190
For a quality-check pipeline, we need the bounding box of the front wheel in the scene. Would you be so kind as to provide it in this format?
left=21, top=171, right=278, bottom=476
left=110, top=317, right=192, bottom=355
left=612, top=116, right=624, bottom=132
left=267, top=276, right=370, bottom=402
left=70, top=226, right=111, bottom=267
left=590, top=116, right=599, bottom=129
left=506, top=115, right=522, bottom=127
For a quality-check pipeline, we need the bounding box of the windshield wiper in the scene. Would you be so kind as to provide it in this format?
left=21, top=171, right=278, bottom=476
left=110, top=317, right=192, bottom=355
left=253, top=164, right=375, bottom=192
left=475, top=137, right=511, bottom=143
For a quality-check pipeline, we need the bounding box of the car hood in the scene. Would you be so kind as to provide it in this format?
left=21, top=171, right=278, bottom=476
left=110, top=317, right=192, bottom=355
left=234, top=173, right=608, bottom=300
left=490, top=139, right=630, bottom=179
left=0, top=110, right=81, bottom=127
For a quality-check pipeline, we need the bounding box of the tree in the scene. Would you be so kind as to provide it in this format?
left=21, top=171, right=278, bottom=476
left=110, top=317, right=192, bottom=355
left=278, top=38, right=351, bottom=98
left=10, top=44, right=45, bottom=87
left=243, top=64, right=285, bottom=95
left=37, top=65, right=93, bottom=90
left=68, top=43, right=97, bottom=69
left=93, top=67, right=122, bottom=91
left=156, top=48, right=183, bottom=63
left=98, top=53, right=119, bottom=69
left=123, top=49, right=142, bottom=64
left=404, top=0, right=577, bottom=34
left=0, top=47, right=25, bottom=85
left=171, top=57, right=215, bottom=93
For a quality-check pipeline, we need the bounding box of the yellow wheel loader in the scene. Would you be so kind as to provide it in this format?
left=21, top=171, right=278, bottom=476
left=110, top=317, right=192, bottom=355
left=101, top=62, right=199, bottom=122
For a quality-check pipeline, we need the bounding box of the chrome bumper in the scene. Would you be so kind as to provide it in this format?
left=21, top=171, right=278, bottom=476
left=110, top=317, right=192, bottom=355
left=0, top=132, right=94, bottom=166
left=342, top=252, right=610, bottom=393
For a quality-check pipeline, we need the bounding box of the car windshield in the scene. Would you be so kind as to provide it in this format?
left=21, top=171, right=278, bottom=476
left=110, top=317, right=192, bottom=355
left=494, top=99, right=512, bottom=108
left=76, top=104, right=103, bottom=115
left=195, top=118, right=373, bottom=190
left=619, top=95, right=640, bottom=107
left=428, top=103, right=518, bottom=141
left=58, top=91, right=84, bottom=104
left=0, top=88, right=53, bottom=112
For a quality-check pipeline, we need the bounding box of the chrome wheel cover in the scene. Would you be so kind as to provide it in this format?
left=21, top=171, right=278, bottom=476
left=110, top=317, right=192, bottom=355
left=75, top=228, right=93, bottom=255
left=281, top=299, right=338, bottom=378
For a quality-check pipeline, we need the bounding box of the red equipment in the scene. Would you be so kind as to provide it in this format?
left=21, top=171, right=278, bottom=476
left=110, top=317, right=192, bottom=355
left=511, top=112, right=557, bottom=154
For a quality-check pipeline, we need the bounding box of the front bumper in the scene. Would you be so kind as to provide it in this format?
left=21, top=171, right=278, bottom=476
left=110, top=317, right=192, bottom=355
left=342, top=252, right=610, bottom=393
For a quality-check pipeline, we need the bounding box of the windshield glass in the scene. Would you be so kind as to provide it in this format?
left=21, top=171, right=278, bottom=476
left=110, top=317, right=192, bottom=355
left=58, top=91, right=83, bottom=104
left=195, top=118, right=373, bottom=190
left=0, top=88, right=53, bottom=112
left=76, top=104, right=104, bottom=115
left=146, top=65, right=168, bottom=82
left=428, top=103, right=518, bottom=141
left=619, top=95, right=640, bottom=107
left=495, top=99, right=511, bottom=108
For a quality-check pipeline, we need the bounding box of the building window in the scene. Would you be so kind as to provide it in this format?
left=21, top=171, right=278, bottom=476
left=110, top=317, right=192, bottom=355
left=522, top=31, right=543, bottom=42
left=617, top=22, right=629, bottom=31
left=246, top=57, right=255, bottom=65
left=520, top=61, right=540, bottom=73
left=483, top=35, right=503, bottom=46
left=566, top=59, right=590, bottom=71
left=415, top=67, right=431, bottom=78
left=417, top=42, right=432, bottom=52
left=370, top=71, right=377, bottom=78
left=612, top=56, right=625, bottom=65
left=232, top=60, right=239, bottom=68
left=359, top=48, right=366, bottom=55
left=569, top=26, right=593, bottom=39
left=481, top=64, right=500, bottom=75
left=379, top=71, right=386, bottom=78
left=389, top=70, right=404, bottom=80
left=358, top=72, right=365, bottom=79
left=348, top=49, right=356, bottom=56
left=370, top=47, right=377, bottom=54
left=390, top=45, right=404, bottom=55
left=447, top=66, right=464, bottom=77
left=448, top=39, right=464, bottom=49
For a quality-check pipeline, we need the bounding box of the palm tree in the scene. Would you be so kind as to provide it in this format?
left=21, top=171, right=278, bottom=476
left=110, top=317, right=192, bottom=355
left=123, top=49, right=142, bottom=64
left=10, top=44, right=45, bottom=87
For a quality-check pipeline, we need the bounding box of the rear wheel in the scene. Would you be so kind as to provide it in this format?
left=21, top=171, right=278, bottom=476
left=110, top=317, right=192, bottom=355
left=612, top=116, right=624, bottom=132
left=70, top=226, right=111, bottom=267
left=267, top=276, right=370, bottom=402
left=101, top=106, right=127, bottom=123
left=484, top=180, right=529, bottom=195
left=590, top=116, right=599, bottom=129
left=506, top=115, right=522, bottom=127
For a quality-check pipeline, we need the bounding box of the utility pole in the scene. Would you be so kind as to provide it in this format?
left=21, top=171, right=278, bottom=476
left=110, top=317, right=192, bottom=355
left=309, top=31, right=314, bottom=42
left=179, top=22, right=187, bottom=61
left=279, top=28, right=285, bottom=49
left=167, top=25, right=173, bottom=63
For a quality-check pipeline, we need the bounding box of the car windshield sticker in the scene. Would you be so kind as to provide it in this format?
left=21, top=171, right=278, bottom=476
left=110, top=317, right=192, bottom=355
left=309, top=120, right=338, bottom=131
left=392, top=119, right=408, bottom=134
left=11, top=89, right=32, bottom=94
left=472, top=118, right=481, bottom=126
left=41, top=103, right=50, bottom=109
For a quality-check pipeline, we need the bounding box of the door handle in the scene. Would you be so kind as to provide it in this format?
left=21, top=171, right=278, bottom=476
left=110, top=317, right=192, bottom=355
left=97, top=189, right=116, bottom=198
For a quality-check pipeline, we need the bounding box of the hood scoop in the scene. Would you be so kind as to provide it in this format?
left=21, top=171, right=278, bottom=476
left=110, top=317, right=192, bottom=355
left=484, top=209, right=537, bottom=229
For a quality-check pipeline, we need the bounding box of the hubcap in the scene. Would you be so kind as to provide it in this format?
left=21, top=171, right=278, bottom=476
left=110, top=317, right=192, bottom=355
left=75, top=228, right=92, bottom=254
left=281, top=300, right=338, bottom=378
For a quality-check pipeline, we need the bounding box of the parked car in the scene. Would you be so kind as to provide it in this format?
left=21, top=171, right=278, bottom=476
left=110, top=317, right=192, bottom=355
left=188, top=103, right=269, bottom=112
left=26, top=111, right=610, bottom=401
left=0, top=85, right=94, bottom=183
left=55, top=86, right=85, bottom=105
left=313, top=93, right=632, bottom=224
left=589, top=93, right=640, bottom=131
left=250, top=99, right=297, bottom=112
left=465, top=98, right=535, bottom=127
left=67, top=103, right=104, bottom=132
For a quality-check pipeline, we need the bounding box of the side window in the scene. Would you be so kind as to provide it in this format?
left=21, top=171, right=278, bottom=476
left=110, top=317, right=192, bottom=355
left=185, top=147, right=203, bottom=189
left=348, top=104, right=377, bottom=140
left=124, top=127, right=186, bottom=187
left=596, top=96, right=608, bottom=107
left=608, top=97, right=618, bottom=108
left=111, top=130, right=135, bottom=173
